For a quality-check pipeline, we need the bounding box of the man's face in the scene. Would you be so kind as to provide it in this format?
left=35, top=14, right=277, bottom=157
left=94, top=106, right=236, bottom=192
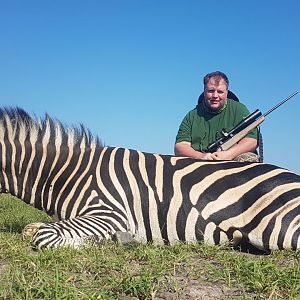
left=204, top=78, right=228, bottom=111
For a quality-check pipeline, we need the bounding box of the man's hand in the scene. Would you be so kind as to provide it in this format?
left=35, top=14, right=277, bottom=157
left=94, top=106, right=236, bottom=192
left=212, top=150, right=233, bottom=160
left=200, top=152, right=219, bottom=160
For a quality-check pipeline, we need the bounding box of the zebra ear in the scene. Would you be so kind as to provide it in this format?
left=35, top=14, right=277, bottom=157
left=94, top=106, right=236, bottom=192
left=197, top=90, right=240, bottom=105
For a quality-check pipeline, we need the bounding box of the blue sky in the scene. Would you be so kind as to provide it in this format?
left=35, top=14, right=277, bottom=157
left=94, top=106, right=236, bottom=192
left=0, top=0, right=299, bottom=174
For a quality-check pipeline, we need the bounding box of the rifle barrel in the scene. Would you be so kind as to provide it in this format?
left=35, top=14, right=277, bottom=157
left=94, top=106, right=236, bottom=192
left=263, top=91, right=298, bottom=117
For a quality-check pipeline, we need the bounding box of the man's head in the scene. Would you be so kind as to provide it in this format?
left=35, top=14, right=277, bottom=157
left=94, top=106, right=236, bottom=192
left=203, top=71, right=229, bottom=111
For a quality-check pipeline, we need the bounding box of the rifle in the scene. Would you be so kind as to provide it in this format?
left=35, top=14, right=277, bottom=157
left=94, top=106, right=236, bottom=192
left=205, top=91, right=299, bottom=153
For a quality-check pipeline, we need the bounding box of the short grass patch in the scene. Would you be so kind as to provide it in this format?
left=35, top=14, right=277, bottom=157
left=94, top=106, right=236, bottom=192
left=0, top=194, right=299, bottom=299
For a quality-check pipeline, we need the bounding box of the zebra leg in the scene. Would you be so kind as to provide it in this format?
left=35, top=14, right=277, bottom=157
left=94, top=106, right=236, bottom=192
left=31, top=215, right=133, bottom=249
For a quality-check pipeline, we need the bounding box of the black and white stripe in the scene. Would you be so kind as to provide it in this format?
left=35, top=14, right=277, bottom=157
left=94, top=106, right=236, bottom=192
left=0, top=107, right=299, bottom=250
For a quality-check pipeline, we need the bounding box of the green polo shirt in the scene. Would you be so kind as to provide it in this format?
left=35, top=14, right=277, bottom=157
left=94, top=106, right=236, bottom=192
left=175, top=99, right=258, bottom=152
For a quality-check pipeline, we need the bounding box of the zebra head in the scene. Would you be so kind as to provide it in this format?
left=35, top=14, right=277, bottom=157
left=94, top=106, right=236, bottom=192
left=0, top=107, right=102, bottom=204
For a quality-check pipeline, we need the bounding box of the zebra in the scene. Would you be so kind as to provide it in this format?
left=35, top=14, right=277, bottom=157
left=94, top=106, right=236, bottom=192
left=0, top=107, right=300, bottom=251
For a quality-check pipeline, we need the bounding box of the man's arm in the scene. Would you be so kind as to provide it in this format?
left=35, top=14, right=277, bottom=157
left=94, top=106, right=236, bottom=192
left=175, top=111, right=219, bottom=160
left=212, top=137, right=257, bottom=160
left=174, top=141, right=218, bottom=160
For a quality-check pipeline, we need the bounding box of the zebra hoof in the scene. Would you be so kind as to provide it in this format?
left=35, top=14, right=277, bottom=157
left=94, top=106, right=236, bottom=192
left=112, top=231, right=136, bottom=244
left=22, top=222, right=45, bottom=237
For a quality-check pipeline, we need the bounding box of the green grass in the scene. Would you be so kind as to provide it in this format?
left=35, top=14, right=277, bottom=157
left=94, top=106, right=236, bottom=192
left=0, top=194, right=299, bottom=299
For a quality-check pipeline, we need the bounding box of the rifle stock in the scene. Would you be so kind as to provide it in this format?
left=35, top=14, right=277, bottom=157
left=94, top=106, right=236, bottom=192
left=217, top=116, right=265, bottom=151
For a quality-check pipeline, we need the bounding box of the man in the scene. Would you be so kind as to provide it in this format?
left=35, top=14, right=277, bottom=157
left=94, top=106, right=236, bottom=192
left=174, top=71, right=259, bottom=161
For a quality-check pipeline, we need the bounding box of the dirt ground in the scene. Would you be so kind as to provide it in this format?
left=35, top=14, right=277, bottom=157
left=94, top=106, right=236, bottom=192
left=153, top=277, right=257, bottom=300
left=119, top=277, right=258, bottom=300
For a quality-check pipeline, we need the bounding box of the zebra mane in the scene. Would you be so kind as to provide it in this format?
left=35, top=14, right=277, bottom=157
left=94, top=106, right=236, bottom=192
left=0, top=106, right=103, bottom=149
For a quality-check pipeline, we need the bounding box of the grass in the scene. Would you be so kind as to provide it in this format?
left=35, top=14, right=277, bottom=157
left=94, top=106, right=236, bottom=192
left=0, top=194, right=299, bottom=299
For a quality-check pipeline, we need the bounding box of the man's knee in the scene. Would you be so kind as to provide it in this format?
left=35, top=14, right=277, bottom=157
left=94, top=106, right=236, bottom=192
left=234, top=152, right=260, bottom=162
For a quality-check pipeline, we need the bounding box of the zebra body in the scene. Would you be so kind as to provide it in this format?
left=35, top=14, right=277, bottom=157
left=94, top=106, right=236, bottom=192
left=0, top=107, right=300, bottom=250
